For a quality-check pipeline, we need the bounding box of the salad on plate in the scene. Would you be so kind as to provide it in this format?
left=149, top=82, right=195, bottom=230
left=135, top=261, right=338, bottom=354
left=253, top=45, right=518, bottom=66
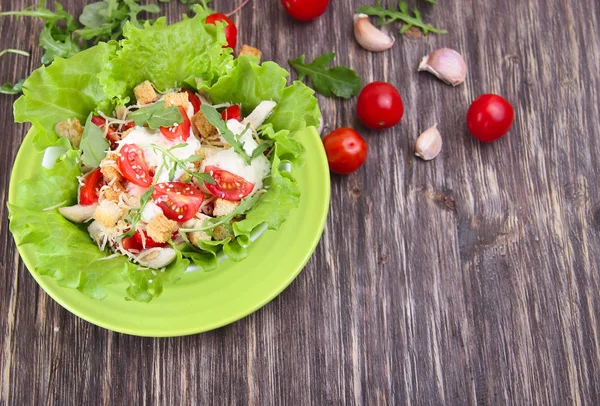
left=8, top=7, right=321, bottom=302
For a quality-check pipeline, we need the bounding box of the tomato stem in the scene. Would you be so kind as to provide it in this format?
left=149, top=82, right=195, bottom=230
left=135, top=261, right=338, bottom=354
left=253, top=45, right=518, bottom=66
left=226, top=0, right=252, bottom=17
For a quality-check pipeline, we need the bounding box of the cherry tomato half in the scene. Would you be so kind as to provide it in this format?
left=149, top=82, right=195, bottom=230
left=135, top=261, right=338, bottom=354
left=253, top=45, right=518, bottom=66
left=118, top=144, right=152, bottom=187
left=204, top=166, right=254, bottom=201
left=467, top=94, right=515, bottom=143
left=121, top=235, right=143, bottom=252
left=152, top=182, right=205, bottom=222
left=281, top=0, right=330, bottom=22
left=133, top=230, right=169, bottom=249
left=356, top=82, right=404, bottom=130
left=79, top=168, right=104, bottom=205
left=221, top=105, right=242, bottom=121
left=205, top=13, right=237, bottom=49
left=160, top=106, right=191, bottom=141
left=183, top=89, right=201, bottom=114
left=323, top=128, right=368, bottom=175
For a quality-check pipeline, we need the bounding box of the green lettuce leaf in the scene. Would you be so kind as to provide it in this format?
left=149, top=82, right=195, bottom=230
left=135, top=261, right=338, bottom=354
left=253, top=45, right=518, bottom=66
left=100, top=13, right=232, bottom=100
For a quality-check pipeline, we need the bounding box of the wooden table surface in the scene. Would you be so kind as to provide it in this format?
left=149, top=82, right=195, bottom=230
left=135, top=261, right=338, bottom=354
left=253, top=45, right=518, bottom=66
left=2, top=0, right=600, bottom=404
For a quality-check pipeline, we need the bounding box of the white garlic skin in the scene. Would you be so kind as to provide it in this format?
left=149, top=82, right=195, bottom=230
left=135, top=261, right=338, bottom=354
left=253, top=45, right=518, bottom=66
left=353, top=14, right=395, bottom=52
left=415, top=124, right=443, bottom=161
left=418, top=48, right=467, bottom=86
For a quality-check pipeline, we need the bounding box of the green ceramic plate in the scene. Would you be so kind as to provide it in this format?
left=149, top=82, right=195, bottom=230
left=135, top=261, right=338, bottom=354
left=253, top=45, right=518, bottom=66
left=8, top=126, right=330, bottom=337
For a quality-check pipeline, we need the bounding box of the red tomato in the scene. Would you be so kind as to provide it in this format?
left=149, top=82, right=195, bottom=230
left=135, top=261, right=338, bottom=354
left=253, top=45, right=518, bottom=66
left=91, top=115, right=106, bottom=127
left=121, top=235, right=143, bottom=252
left=160, top=106, right=191, bottom=141
left=204, top=166, right=254, bottom=201
left=323, top=128, right=368, bottom=175
left=133, top=230, right=169, bottom=249
left=281, top=0, right=330, bottom=21
left=221, top=105, right=242, bottom=121
left=118, top=144, right=152, bottom=187
left=183, top=89, right=201, bottom=114
left=79, top=168, right=104, bottom=205
left=356, top=82, right=404, bottom=130
left=152, top=182, right=204, bottom=222
left=467, top=94, right=515, bottom=143
left=205, top=13, right=237, bottom=49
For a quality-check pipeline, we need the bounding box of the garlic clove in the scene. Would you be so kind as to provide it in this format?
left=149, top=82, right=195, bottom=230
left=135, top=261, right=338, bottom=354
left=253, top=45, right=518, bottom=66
left=418, top=48, right=467, bottom=86
left=353, top=14, right=395, bottom=52
left=415, top=124, right=443, bottom=161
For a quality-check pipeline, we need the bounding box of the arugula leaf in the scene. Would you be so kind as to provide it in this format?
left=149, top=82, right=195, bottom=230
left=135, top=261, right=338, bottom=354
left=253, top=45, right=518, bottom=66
left=289, top=53, right=362, bottom=99
left=356, top=1, right=446, bottom=35
left=80, top=112, right=110, bottom=167
left=144, top=144, right=216, bottom=184
left=180, top=194, right=262, bottom=234
left=200, top=105, right=252, bottom=164
left=0, top=79, right=25, bottom=95
left=127, top=101, right=183, bottom=129
left=251, top=142, right=272, bottom=160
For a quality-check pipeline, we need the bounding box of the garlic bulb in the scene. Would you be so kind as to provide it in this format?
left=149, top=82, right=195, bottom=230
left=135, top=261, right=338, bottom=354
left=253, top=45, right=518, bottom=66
left=418, top=48, right=467, bottom=86
left=415, top=124, right=442, bottom=161
left=353, top=14, right=395, bottom=52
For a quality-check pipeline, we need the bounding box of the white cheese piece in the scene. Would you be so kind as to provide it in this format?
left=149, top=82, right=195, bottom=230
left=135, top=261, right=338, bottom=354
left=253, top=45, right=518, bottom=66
left=242, top=101, right=277, bottom=129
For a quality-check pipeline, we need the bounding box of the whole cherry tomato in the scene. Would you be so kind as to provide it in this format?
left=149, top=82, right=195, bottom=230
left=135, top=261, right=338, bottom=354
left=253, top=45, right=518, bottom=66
left=323, top=128, right=368, bottom=175
left=467, top=94, right=514, bottom=142
left=356, top=82, right=404, bottom=130
left=205, top=13, right=237, bottom=49
left=280, top=0, right=330, bottom=22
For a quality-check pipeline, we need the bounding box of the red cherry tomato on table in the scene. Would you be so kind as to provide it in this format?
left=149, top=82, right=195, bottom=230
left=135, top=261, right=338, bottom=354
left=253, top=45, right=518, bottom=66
left=467, top=94, right=515, bottom=143
left=133, top=230, right=170, bottom=249
left=221, top=105, right=242, bottom=121
left=152, top=182, right=205, bottom=222
left=323, top=128, right=368, bottom=175
left=183, top=89, right=201, bottom=114
left=79, top=168, right=104, bottom=205
left=280, top=0, right=330, bottom=22
left=356, top=82, right=404, bottom=130
left=160, top=106, right=191, bottom=141
left=118, top=144, right=153, bottom=187
left=204, top=166, right=254, bottom=201
left=205, top=13, right=237, bottom=49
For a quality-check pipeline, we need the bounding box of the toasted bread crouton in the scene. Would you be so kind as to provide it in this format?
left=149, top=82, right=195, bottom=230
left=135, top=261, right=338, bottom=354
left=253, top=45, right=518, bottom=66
left=54, top=118, right=84, bottom=149
left=213, top=224, right=234, bottom=240
left=213, top=199, right=240, bottom=217
left=191, top=110, right=219, bottom=139
left=134, top=80, right=157, bottom=105
left=99, top=182, right=126, bottom=203
left=182, top=214, right=212, bottom=246
left=121, top=127, right=135, bottom=139
left=146, top=213, right=179, bottom=243
left=239, top=45, right=261, bottom=60
left=164, top=92, right=189, bottom=108
left=93, top=200, right=124, bottom=228
left=101, top=165, right=123, bottom=185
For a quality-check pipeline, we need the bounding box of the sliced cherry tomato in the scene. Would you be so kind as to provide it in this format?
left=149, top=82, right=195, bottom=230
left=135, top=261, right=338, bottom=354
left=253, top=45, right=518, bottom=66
left=356, top=82, right=404, bottom=130
left=118, top=144, right=152, bottom=187
left=133, top=230, right=169, bottom=249
left=323, top=128, right=368, bottom=175
left=281, top=0, right=330, bottom=21
left=221, top=105, right=242, bottom=122
left=204, top=165, right=254, bottom=201
left=122, top=121, right=135, bottom=131
left=91, top=115, right=106, bottom=127
left=121, top=235, right=143, bottom=252
left=79, top=168, right=104, bottom=205
left=160, top=106, right=191, bottom=141
left=152, top=182, right=204, bottom=222
left=467, top=94, right=515, bottom=143
left=205, top=13, right=237, bottom=49
left=183, top=89, right=201, bottom=114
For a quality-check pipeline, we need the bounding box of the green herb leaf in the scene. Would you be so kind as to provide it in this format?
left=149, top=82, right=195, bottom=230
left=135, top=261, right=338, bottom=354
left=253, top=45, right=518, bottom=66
left=200, top=105, right=252, bottom=164
left=143, top=143, right=216, bottom=185
left=250, top=142, right=272, bottom=160
left=181, top=194, right=262, bottom=234
left=0, top=79, right=25, bottom=95
left=356, top=1, right=446, bottom=35
left=80, top=112, right=110, bottom=167
left=127, top=101, right=183, bottom=129
left=289, top=52, right=362, bottom=99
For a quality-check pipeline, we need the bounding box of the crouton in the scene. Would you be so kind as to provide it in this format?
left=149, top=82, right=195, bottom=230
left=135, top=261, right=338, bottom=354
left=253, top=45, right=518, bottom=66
left=191, top=110, right=219, bottom=139
left=99, top=182, right=126, bottom=203
left=134, top=80, right=157, bottom=105
left=146, top=213, right=179, bottom=243
left=164, top=92, right=189, bottom=108
left=54, top=118, right=84, bottom=149
left=121, top=127, right=135, bottom=139
left=239, top=45, right=261, bottom=60
left=182, top=214, right=212, bottom=246
left=93, top=200, right=124, bottom=228
left=213, top=199, right=240, bottom=217
left=101, top=165, right=123, bottom=185
left=213, top=224, right=234, bottom=240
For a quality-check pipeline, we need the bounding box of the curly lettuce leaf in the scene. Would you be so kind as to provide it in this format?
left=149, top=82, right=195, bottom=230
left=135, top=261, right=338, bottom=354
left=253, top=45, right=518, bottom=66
left=100, top=13, right=232, bottom=100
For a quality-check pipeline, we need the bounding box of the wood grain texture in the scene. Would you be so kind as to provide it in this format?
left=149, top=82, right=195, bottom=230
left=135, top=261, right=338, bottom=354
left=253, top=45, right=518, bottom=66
left=1, top=0, right=600, bottom=404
